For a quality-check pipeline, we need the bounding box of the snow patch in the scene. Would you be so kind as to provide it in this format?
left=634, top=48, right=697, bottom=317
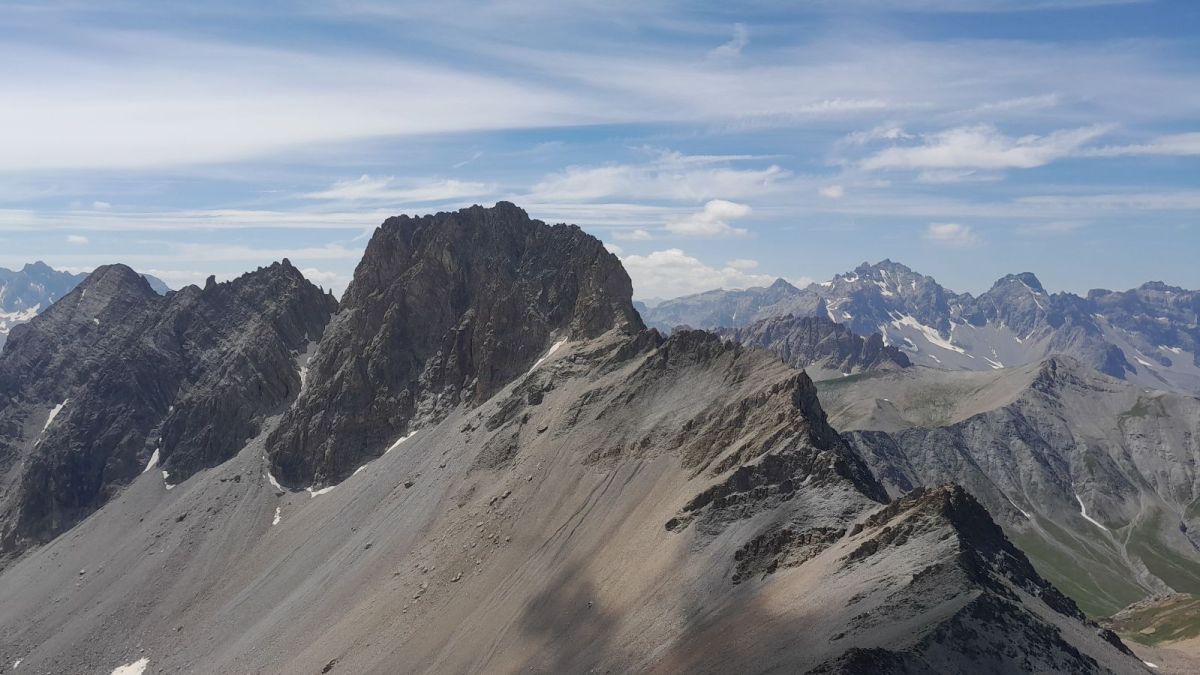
left=266, top=470, right=285, bottom=493
left=162, top=470, right=175, bottom=490
left=272, top=506, right=281, bottom=526
left=527, top=338, right=568, bottom=374
left=307, top=485, right=336, bottom=498
left=1005, top=495, right=1032, bottom=519
left=889, top=313, right=969, bottom=355
left=1135, top=356, right=1155, bottom=368
left=818, top=279, right=833, bottom=287
left=984, top=356, right=1004, bottom=370
left=111, top=658, right=149, bottom=675
left=1075, top=493, right=1110, bottom=532
left=1159, top=345, right=1183, bottom=354
left=926, top=353, right=942, bottom=364
left=142, top=448, right=159, bottom=473
left=13, top=659, right=21, bottom=669
left=385, top=429, right=418, bottom=455
left=1144, top=661, right=1159, bottom=669
left=43, top=399, right=69, bottom=432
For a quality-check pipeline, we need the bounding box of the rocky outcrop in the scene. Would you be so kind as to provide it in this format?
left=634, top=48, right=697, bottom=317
left=267, top=202, right=643, bottom=487
left=719, top=313, right=910, bottom=376
left=0, top=261, right=336, bottom=561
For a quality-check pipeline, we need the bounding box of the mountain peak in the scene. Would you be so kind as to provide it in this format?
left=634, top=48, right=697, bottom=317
left=770, top=277, right=798, bottom=291
left=269, top=202, right=644, bottom=486
left=992, top=272, right=1045, bottom=294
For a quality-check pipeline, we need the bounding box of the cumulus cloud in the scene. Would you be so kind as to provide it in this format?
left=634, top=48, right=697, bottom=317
left=708, top=23, right=749, bottom=60
left=664, top=200, right=752, bottom=237
left=924, top=222, right=980, bottom=247
left=305, top=175, right=494, bottom=203
left=620, top=248, right=778, bottom=299
left=299, top=267, right=349, bottom=293
left=861, top=124, right=1111, bottom=171
left=66, top=234, right=89, bottom=245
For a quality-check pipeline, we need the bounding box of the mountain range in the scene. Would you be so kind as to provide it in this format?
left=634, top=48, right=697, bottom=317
left=0, top=262, right=169, bottom=352
left=643, top=260, right=1200, bottom=396
left=0, top=204, right=1165, bottom=673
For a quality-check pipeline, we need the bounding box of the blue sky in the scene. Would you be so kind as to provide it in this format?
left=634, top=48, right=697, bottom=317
left=1, top=0, right=1198, bottom=299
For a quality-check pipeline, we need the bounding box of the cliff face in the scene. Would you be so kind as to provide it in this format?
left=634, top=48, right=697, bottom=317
left=267, top=202, right=643, bottom=487
left=0, top=261, right=336, bottom=561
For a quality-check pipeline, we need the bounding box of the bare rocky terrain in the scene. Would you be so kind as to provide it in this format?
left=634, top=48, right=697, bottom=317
left=0, top=204, right=1156, bottom=674
left=817, top=358, right=1200, bottom=619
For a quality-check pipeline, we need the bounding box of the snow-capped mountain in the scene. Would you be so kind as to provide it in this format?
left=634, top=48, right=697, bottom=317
left=643, top=260, right=1200, bottom=395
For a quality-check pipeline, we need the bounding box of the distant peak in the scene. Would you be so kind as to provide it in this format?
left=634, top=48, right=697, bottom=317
left=769, top=277, right=797, bottom=291
left=993, top=272, right=1044, bottom=294
left=21, top=261, right=54, bottom=273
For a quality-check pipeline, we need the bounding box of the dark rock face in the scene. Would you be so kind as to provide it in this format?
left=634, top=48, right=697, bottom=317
left=718, top=313, right=910, bottom=374
left=0, top=261, right=336, bottom=561
left=267, top=202, right=643, bottom=487
left=0, top=262, right=169, bottom=353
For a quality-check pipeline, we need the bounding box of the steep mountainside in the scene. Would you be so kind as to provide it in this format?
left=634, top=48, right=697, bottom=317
left=817, top=357, right=1200, bottom=618
left=0, top=204, right=1145, bottom=674
left=0, top=261, right=336, bottom=562
left=644, top=260, right=1200, bottom=395
left=718, top=313, right=910, bottom=380
left=0, top=262, right=168, bottom=352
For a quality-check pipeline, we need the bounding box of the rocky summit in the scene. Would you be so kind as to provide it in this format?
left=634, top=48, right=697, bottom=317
left=267, top=202, right=643, bottom=488
left=0, top=204, right=1160, bottom=674
left=718, top=313, right=911, bottom=379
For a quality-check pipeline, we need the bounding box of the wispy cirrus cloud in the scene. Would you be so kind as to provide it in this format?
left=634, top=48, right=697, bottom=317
left=861, top=124, right=1112, bottom=171
left=304, top=176, right=495, bottom=203
left=527, top=150, right=792, bottom=203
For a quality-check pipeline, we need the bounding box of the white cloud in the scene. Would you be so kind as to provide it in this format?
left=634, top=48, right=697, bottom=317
left=621, top=248, right=778, bottom=299
left=664, top=200, right=752, bottom=237
left=924, top=223, right=980, bottom=247
left=305, top=176, right=494, bottom=203
left=861, top=124, right=1112, bottom=171
left=726, top=258, right=759, bottom=270
left=843, top=125, right=914, bottom=145
left=1017, top=221, right=1084, bottom=235
left=528, top=151, right=791, bottom=203
left=708, top=23, right=749, bottom=60
left=818, top=185, right=845, bottom=199
left=299, top=267, right=348, bottom=291
left=1081, top=132, right=1200, bottom=158
left=91, top=201, right=111, bottom=210
left=66, top=234, right=89, bottom=245
left=614, top=228, right=653, bottom=241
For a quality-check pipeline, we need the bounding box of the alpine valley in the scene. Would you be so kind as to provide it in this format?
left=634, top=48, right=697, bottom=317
left=0, top=205, right=1193, bottom=674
